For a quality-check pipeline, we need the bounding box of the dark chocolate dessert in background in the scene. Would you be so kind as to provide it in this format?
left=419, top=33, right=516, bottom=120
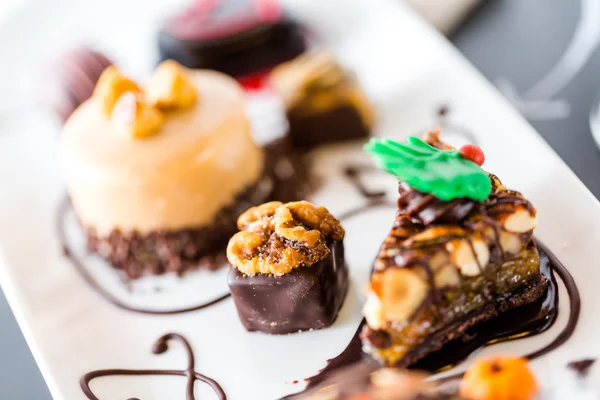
left=270, top=51, right=375, bottom=148
left=43, top=47, right=112, bottom=123
left=361, top=132, right=545, bottom=368
left=227, top=201, right=348, bottom=334
left=60, top=61, right=270, bottom=279
left=157, top=0, right=306, bottom=84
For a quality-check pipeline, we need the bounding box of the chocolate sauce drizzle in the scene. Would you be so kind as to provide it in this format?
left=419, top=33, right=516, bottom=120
left=80, top=333, right=226, bottom=400
left=568, top=359, right=596, bottom=377
left=57, top=197, right=231, bottom=315
left=343, top=165, right=387, bottom=199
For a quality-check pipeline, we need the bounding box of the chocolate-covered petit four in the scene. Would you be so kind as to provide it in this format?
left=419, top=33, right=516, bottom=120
left=361, top=132, right=545, bottom=367
left=60, top=61, right=271, bottom=279
left=227, top=201, right=348, bottom=334
left=43, top=47, right=112, bottom=123
left=270, top=51, right=375, bottom=148
left=158, top=0, right=306, bottom=83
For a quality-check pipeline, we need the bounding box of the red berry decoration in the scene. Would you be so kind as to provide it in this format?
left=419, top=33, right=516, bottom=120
left=459, top=144, right=485, bottom=166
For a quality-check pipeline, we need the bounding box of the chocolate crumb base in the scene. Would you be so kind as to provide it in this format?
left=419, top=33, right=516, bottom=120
left=85, top=177, right=273, bottom=280
left=263, top=135, right=313, bottom=202
left=362, top=274, right=550, bottom=368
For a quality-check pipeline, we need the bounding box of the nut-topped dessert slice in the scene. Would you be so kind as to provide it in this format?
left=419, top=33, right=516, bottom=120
left=360, top=131, right=545, bottom=367
left=227, top=201, right=348, bottom=334
left=60, top=61, right=270, bottom=279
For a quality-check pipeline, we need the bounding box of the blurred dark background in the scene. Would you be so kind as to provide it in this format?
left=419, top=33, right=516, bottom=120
left=0, top=1, right=594, bottom=398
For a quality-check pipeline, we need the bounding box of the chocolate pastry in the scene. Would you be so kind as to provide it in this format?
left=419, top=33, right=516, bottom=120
left=43, top=47, right=112, bottom=123
left=361, top=131, right=546, bottom=367
left=60, top=61, right=269, bottom=278
left=227, top=201, right=348, bottom=334
left=270, top=51, right=374, bottom=148
left=157, top=0, right=306, bottom=81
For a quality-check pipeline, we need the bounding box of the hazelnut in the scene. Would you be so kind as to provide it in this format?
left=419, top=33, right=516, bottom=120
left=406, top=226, right=467, bottom=246
left=146, top=60, right=197, bottom=109
left=499, top=231, right=522, bottom=255
left=429, top=252, right=451, bottom=272
left=363, top=291, right=385, bottom=330
left=380, top=268, right=429, bottom=321
left=434, top=264, right=460, bottom=287
left=503, top=208, right=537, bottom=233
left=111, top=91, right=164, bottom=139
left=93, top=66, right=141, bottom=115
left=446, top=236, right=489, bottom=277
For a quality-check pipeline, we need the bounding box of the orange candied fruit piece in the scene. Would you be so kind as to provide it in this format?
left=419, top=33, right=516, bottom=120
left=459, top=355, right=539, bottom=400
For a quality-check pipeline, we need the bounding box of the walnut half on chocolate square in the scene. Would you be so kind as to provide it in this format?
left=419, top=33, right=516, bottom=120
left=227, top=201, right=349, bottom=334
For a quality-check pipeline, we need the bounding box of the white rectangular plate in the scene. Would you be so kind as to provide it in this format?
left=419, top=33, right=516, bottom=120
left=0, top=0, right=599, bottom=399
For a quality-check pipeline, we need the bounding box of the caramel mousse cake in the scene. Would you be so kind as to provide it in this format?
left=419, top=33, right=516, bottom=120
left=226, top=201, right=348, bottom=334
left=60, top=60, right=270, bottom=279
left=361, top=132, right=544, bottom=367
left=270, top=51, right=375, bottom=148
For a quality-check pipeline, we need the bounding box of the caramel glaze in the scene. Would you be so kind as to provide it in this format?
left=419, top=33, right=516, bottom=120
left=80, top=333, right=226, bottom=400
left=57, top=196, right=231, bottom=315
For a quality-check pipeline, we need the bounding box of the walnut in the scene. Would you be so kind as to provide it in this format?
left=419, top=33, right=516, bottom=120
left=93, top=66, right=141, bottom=115
left=146, top=60, right=197, bottom=109
left=279, top=201, right=345, bottom=241
left=226, top=201, right=344, bottom=276
left=111, top=91, right=164, bottom=139
left=236, top=201, right=282, bottom=231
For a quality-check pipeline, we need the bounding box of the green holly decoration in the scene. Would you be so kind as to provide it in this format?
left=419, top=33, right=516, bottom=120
left=364, top=136, right=491, bottom=201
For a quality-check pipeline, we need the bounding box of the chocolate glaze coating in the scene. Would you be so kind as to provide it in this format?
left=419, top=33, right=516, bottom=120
left=158, top=0, right=306, bottom=78
left=228, top=240, right=348, bottom=334
left=397, top=181, right=475, bottom=225
left=287, top=104, right=371, bottom=149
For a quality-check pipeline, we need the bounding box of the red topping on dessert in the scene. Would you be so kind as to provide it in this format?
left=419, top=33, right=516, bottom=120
left=166, top=0, right=283, bottom=40
left=253, top=0, right=282, bottom=22
left=459, top=144, right=485, bottom=166
left=238, top=69, right=272, bottom=91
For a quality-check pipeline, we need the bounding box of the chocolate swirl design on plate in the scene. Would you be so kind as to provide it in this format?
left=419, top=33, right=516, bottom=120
left=81, top=333, right=226, bottom=400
